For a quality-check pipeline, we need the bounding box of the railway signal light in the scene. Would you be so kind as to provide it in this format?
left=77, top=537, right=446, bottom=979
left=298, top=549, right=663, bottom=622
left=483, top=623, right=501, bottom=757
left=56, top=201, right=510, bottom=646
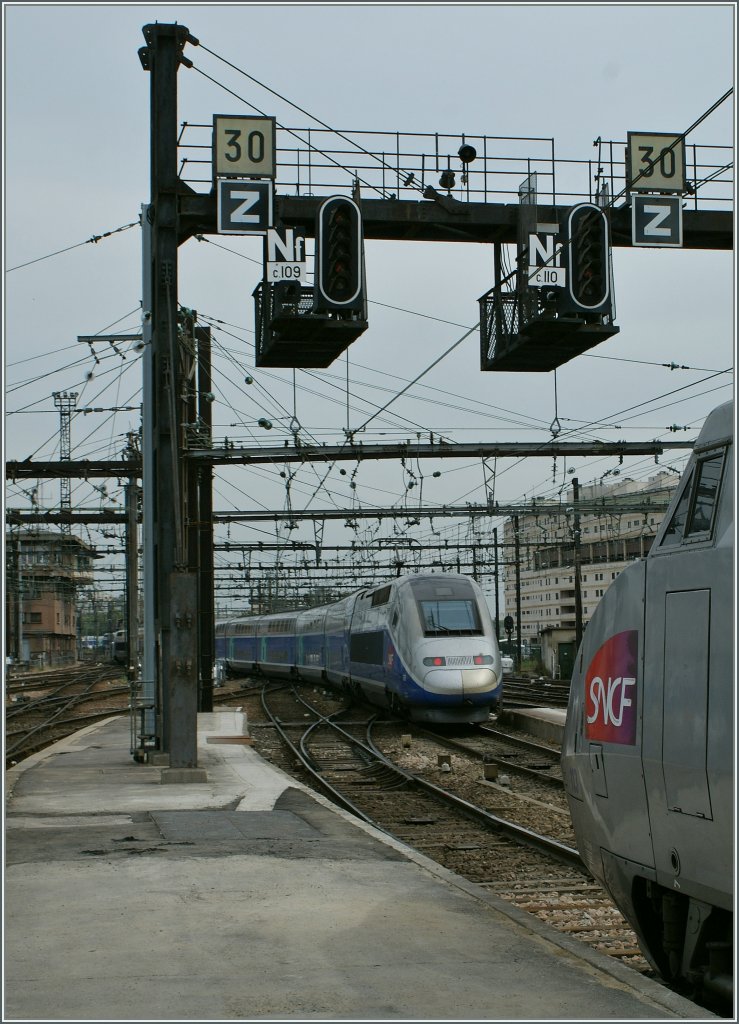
left=562, top=203, right=612, bottom=315
left=314, top=196, right=365, bottom=313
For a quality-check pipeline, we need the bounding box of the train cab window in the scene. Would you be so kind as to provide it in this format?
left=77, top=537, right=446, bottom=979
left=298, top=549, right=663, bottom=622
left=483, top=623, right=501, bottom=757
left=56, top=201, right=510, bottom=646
left=660, top=469, right=695, bottom=548
left=685, top=452, right=724, bottom=538
left=417, top=599, right=482, bottom=636
left=371, top=585, right=392, bottom=607
left=660, top=450, right=725, bottom=548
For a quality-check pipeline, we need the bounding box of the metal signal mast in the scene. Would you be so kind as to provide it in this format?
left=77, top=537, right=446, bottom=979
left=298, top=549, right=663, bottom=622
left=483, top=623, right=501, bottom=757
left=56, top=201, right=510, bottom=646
left=52, top=391, right=79, bottom=535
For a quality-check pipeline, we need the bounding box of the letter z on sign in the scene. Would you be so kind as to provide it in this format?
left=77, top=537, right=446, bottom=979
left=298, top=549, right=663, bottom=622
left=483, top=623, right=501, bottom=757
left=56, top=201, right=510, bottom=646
left=217, top=179, right=273, bottom=235
left=631, top=194, right=682, bottom=248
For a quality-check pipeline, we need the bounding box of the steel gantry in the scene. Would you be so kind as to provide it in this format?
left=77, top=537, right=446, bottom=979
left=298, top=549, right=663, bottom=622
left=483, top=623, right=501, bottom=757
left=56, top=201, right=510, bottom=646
left=5, top=436, right=694, bottom=482
left=11, top=19, right=728, bottom=771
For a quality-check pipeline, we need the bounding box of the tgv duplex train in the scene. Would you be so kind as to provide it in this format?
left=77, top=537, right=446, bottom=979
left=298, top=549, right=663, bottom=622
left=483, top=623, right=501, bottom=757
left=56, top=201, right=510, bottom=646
left=216, top=573, right=503, bottom=723
left=561, top=401, right=733, bottom=1008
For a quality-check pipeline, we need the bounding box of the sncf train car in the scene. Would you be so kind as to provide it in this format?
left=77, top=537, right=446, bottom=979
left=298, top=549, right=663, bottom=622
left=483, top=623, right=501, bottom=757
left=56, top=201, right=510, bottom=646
left=216, top=573, right=503, bottom=723
left=561, top=401, right=733, bottom=1009
left=112, top=628, right=143, bottom=666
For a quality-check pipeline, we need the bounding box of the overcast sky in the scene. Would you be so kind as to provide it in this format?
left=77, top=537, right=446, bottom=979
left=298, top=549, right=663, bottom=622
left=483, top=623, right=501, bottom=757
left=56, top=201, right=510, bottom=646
left=3, top=2, right=735, bottom=610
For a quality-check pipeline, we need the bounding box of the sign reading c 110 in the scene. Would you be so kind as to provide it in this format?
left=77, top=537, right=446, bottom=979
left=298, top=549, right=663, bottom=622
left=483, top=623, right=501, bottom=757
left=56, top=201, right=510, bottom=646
left=213, top=115, right=276, bottom=178
left=527, top=228, right=565, bottom=288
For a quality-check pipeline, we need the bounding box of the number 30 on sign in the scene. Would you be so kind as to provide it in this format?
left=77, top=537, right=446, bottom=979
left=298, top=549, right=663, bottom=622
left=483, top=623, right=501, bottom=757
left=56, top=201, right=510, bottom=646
left=213, top=115, right=276, bottom=179
left=627, top=132, right=685, bottom=193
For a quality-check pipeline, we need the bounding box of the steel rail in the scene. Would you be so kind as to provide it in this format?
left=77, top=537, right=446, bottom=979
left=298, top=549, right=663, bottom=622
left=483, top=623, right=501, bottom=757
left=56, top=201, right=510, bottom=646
left=364, top=720, right=583, bottom=870
left=5, top=681, right=128, bottom=760
left=409, top=724, right=565, bottom=789
left=270, top=683, right=584, bottom=869
left=259, top=683, right=385, bottom=828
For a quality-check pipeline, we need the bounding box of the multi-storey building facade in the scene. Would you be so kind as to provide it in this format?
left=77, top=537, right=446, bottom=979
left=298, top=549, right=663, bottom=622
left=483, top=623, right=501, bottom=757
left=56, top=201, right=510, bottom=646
left=502, top=472, right=678, bottom=674
left=5, top=530, right=97, bottom=667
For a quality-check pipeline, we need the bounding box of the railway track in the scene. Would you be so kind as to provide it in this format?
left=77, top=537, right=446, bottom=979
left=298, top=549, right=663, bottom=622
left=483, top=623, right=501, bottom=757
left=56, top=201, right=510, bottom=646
left=2, top=670, right=714, bottom=1009
left=5, top=663, right=129, bottom=766
left=417, top=721, right=565, bottom=789
left=235, top=679, right=652, bottom=977
left=501, top=675, right=571, bottom=709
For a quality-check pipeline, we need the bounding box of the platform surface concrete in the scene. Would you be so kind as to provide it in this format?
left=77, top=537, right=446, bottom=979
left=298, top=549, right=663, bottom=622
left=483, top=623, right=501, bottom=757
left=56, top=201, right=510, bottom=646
left=500, top=705, right=567, bottom=745
left=4, top=711, right=715, bottom=1022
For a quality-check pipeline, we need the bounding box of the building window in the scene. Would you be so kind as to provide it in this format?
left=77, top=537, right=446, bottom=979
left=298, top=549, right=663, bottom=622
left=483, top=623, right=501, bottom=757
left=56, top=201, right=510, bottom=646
left=30, top=612, right=42, bottom=624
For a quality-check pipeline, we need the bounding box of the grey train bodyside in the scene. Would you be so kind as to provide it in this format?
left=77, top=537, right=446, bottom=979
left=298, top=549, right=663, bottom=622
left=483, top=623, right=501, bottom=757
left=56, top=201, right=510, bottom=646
left=561, top=401, right=733, bottom=1008
left=216, top=573, right=503, bottom=724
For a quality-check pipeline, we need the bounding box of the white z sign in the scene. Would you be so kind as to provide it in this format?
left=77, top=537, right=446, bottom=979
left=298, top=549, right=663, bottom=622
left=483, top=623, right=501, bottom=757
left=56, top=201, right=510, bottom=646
left=631, top=194, right=683, bottom=248
left=217, top=179, right=273, bottom=235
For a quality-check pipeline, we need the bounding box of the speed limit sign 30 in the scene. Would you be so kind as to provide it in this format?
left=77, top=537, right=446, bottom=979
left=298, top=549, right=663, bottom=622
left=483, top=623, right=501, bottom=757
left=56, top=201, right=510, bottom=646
left=213, top=115, right=276, bottom=179
left=626, top=131, right=686, bottom=193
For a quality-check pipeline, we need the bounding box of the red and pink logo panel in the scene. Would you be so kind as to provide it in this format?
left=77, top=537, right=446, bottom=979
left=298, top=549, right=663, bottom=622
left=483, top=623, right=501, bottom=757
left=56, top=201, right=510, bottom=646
left=584, top=630, right=639, bottom=745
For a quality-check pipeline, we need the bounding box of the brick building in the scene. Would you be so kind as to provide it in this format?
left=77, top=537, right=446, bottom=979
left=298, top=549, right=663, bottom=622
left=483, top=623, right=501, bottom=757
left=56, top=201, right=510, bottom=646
left=5, top=530, right=97, bottom=667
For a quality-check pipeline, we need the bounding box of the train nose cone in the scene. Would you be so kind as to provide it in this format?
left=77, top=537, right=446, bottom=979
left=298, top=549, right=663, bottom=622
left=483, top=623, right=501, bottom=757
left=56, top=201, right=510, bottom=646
left=461, top=668, right=496, bottom=693
left=422, top=668, right=463, bottom=694
left=422, top=668, right=496, bottom=695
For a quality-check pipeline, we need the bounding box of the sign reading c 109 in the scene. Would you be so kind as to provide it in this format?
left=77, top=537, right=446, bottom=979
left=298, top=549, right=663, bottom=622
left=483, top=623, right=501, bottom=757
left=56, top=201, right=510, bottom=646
left=213, top=115, right=276, bottom=178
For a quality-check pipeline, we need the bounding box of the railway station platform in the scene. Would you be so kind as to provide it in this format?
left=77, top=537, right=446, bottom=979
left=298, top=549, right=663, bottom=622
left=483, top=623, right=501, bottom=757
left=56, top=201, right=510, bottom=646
left=499, top=706, right=567, bottom=745
left=5, top=712, right=714, bottom=1021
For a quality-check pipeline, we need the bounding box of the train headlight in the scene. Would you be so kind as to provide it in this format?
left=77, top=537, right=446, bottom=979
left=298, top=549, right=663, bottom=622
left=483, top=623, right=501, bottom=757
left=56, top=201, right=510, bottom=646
left=473, top=655, right=493, bottom=665
left=423, top=656, right=446, bottom=667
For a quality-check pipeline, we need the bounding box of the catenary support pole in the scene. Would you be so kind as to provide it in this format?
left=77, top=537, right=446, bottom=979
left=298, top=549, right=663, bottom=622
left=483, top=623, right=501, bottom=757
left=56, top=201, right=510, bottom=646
left=139, top=23, right=203, bottom=776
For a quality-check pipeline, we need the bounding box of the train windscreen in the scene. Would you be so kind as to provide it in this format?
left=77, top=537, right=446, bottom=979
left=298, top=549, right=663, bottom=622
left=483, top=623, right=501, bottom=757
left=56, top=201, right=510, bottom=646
left=416, top=598, right=482, bottom=636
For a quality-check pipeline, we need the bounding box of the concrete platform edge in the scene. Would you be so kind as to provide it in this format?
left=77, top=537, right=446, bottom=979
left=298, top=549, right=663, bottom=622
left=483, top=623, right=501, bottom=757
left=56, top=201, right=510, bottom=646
left=5, top=714, right=713, bottom=1020
left=5, top=715, right=123, bottom=802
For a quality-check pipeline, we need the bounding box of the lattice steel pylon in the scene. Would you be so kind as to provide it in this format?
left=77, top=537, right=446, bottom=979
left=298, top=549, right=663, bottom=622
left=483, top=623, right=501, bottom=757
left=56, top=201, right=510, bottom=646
left=52, top=391, right=79, bottom=534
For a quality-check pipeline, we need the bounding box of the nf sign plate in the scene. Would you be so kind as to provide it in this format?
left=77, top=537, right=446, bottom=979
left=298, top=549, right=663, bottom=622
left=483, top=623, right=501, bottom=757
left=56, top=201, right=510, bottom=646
left=213, top=115, right=276, bottom=178
left=217, top=179, right=273, bottom=234
left=265, top=228, right=307, bottom=282
left=631, top=194, right=683, bottom=247
left=526, top=230, right=565, bottom=288
left=627, top=132, right=686, bottom=193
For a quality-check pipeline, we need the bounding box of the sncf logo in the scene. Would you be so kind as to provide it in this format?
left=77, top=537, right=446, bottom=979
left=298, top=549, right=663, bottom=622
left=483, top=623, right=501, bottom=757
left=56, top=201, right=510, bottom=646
left=584, top=630, right=638, bottom=745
